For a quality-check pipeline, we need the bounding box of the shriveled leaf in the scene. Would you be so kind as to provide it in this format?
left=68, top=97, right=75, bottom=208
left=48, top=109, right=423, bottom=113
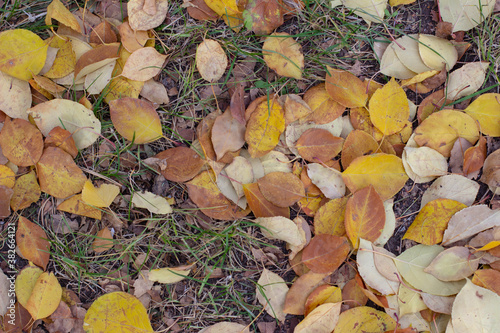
left=148, top=264, right=194, bottom=284
left=196, top=39, right=228, bottom=82
left=420, top=175, right=479, bottom=208
left=16, top=217, right=50, bottom=270
left=439, top=0, right=495, bottom=32
left=257, top=172, right=304, bottom=207
left=256, top=268, right=288, bottom=321
left=109, top=97, right=162, bottom=144
left=464, top=93, right=500, bottom=136
left=243, top=182, right=289, bottom=218
left=296, top=128, right=344, bottom=162
left=307, top=163, right=345, bottom=199
left=28, top=99, right=101, bottom=149
left=11, top=171, right=41, bottom=211
left=325, top=66, right=368, bottom=108
left=25, top=272, right=62, bottom=320
left=262, top=32, right=304, bottom=79
left=333, top=306, right=397, bottom=333
left=451, top=279, right=500, bottom=332
left=442, top=205, right=500, bottom=246
left=36, top=147, right=86, bottom=199
left=154, top=146, right=205, bottom=182
left=413, top=110, right=479, bottom=157
left=295, top=302, right=341, bottom=333
left=302, top=234, right=350, bottom=274
left=0, top=117, right=43, bottom=166
left=57, top=194, right=102, bottom=220
left=446, top=62, right=489, bottom=101
left=418, top=34, right=458, bottom=71
left=128, top=0, right=169, bottom=31
left=424, top=246, right=479, bottom=281
left=314, top=197, right=348, bottom=236
left=132, top=191, right=173, bottom=214
left=82, top=180, right=120, bottom=208
left=83, top=292, right=153, bottom=332
left=283, top=271, right=328, bottom=315
left=342, top=153, right=408, bottom=201
left=395, top=245, right=466, bottom=296
left=0, top=29, right=48, bottom=81
left=92, top=227, right=114, bottom=253
left=0, top=71, right=31, bottom=119
left=404, top=199, right=467, bottom=245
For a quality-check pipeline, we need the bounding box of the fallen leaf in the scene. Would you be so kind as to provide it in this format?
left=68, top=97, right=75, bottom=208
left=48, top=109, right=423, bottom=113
left=44, top=126, right=78, bottom=159
left=420, top=174, right=479, bottom=208
left=84, top=60, right=115, bottom=94
left=121, top=47, right=166, bottom=81
left=314, top=197, right=348, bottom=237
left=243, top=182, right=289, bottom=218
left=257, top=172, right=304, bottom=207
left=28, top=98, right=102, bottom=149
left=304, top=285, right=342, bottom=316
left=0, top=117, right=43, bottom=166
left=140, top=79, right=170, bottom=105
left=11, top=171, right=41, bottom=211
left=57, top=194, right=102, bottom=220
left=109, top=97, right=162, bottom=144
left=392, top=34, right=432, bottom=73
left=0, top=165, right=15, bottom=189
left=128, top=0, right=169, bottom=30
left=45, top=0, right=81, bottom=33
left=148, top=264, right=195, bottom=284
left=402, top=146, right=448, bottom=182
left=184, top=0, right=219, bottom=22
left=341, top=277, right=368, bottom=309
left=345, top=185, right=385, bottom=248
left=43, top=36, right=76, bottom=79
left=283, top=271, right=328, bottom=315
left=307, top=163, right=345, bottom=199
left=0, top=186, right=13, bottom=218
left=325, top=67, right=368, bottom=108
left=36, top=147, right=87, bottom=199
left=118, top=21, right=149, bottom=53
left=424, top=246, right=479, bottom=281
left=481, top=148, right=500, bottom=193
left=25, top=272, right=62, bottom=320
left=262, top=32, right=304, bottom=79
left=16, top=216, right=50, bottom=270
left=243, top=0, right=284, bottom=35
left=417, top=89, right=448, bottom=123
left=204, top=0, right=243, bottom=29
left=342, top=153, right=408, bottom=201
left=404, top=199, right=467, bottom=245
left=154, top=146, right=205, bottom=182
left=255, top=216, right=304, bottom=247
left=285, top=118, right=343, bottom=157
left=463, top=93, right=500, bottom=136
left=196, top=39, right=228, bottom=82
left=439, top=0, right=495, bottom=32
left=0, top=71, right=32, bottom=119
left=212, top=108, right=246, bottom=160
left=333, top=306, right=397, bottom=333
left=341, top=130, right=380, bottom=169
left=421, top=293, right=454, bottom=315
left=380, top=43, right=418, bottom=79
left=341, top=0, right=387, bottom=23
left=418, top=34, right=458, bottom=71
left=472, top=269, right=500, bottom=296
left=199, top=322, right=250, bottom=333
left=256, top=268, right=288, bottom=321
left=92, top=227, right=114, bottom=253
left=302, top=83, right=345, bottom=124
left=74, top=43, right=120, bottom=81
left=442, top=205, right=500, bottom=246
left=446, top=62, right=489, bottom=101
left=296, top=128, right=344, bottom=163
left=295, top=302, right=341, bottom=333
left=398, top=284, right=427, bottom=317
left=82, top=180, right=120, bottom=208
left=15, top=264, right=44, bottom=308
left=0, top=29, right=48, bottom=80
left=90, top=20, right=117, bottom=44
left=374, top=199, right=396, bottom=246
left=463, top=136, right=487, bottom=175
left=83, top=292, right=153, bottom=332
left=132, top=191, right=173, bottom=214
left=302, top=234, right=350, bottom=274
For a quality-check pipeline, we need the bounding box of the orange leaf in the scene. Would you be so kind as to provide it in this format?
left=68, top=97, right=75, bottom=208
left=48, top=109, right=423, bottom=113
left=92, top=227, right=114, bottom=253
left=345, top=185, right=385, bottom=249
left=283, top=271, right=328, bottom=315
left=0, top=117, right=43, bottom=166
left=257, top=172, right=305, bottom=207
left=154, top=147, right=205, bottom=182
left=463, top=136, right=487, bottom=175
left=296, top=128, right=344, bottom=163
left=341, top=277, right=368, bottom=309
left=302, top=234, right=350, bottom=274
left=57, top=194, right=102, bottom=220
left=303, top=83, right=345, bottom=124
left=341, top=130, right=381, bottom=169
left=304, top=285, right=342, bottom=316
left=325, top=67, right=368, bottom=108
left=44, top=127, right=78, bottom=159
left=243, top=182, right=290, bottom=218
left=0, top=185, right=13, bottom=218
left=16, top=217, right=50, bottom=270
left=472, top=269, right=500, bottom=296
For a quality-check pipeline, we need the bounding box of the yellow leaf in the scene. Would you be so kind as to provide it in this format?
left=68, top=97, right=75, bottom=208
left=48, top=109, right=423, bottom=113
left=390, top=0, right=417, bottom=6
left=464, top=93, right=500, bottom=136
left=0, top=29, right=48, bottom=81
left=11, top=171, right=41, bottom=211
left=325, top=67, right=368, bottom=108
left=342, top=153, right=408, bottom=201
left=43, top=36, right=76, bottom=79
left=45, top=0, right=81, bottom=33
left=418, top=34, right=458, bottom=71
left=333, top=306, right=397, bottom=333
left=314, top=197, right=348, bottom=237
left=204, top=0, right=243, bottom=30
left=295, top=303, right=341, bottom=333
left=109, top=97, right=162, bottom=144
left=414, top=109, right=479, bottom=157
left=132, top=191, right=173, bottom=214
left=148, top=264, right=195, bottom=284
left=82, top=180, right=120, bottom=208
left=25, top=272, right=62, bottom=320
left=245, top=98, right=285, bottom=158
left=476, top=241, right=500, bottom=252
left=262, top=33, right=304, bottom=80
left=0, top=165, right=15, bottom=189
left=83, top=292, right=153, bottom=332
left=304, top=285, right=342, bottom=316
left=57, top=194, right=102, bottom=220
left=368, top=78, right=409, bottom=135
left=15, top=264, right=43, bottom=308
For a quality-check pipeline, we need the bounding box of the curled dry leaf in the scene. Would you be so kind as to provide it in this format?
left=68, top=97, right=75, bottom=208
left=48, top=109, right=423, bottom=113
left=257, top=171, right=305, bottom=207
left=0, top=71, right=32, bottom=120
left=0, top=117, right=43, bottom=166
left=196, top=39, right=228, bottom=82
left=36, top=147, right=87, bottom=199
left=121, top=47, right=167, bottom=81
left=262, top=32, right=304, bottom=79
left=154, top=146, right=205, bottom=183
left=109, top=97, right=162, bottom=144
left=16, top=217, right=50, bottom=270
left=128, top=0, right=169, bottom=31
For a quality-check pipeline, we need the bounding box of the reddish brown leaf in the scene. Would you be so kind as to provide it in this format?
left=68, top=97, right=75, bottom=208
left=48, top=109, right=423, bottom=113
left=16, top=216, right=50, bottom=270
left=243, top=182, right=290, bottom=218
left=185, top=0, right=219, bottom=21
left=0, top=185, right=13, bottom=218
left=155, top=146, right=205, bottom=182
left=44, top=126, right=78, bottom=159
left=341, top=276, right=368, bottom=309
left=257, top=172, right=305, bottom=207
left=463, top=136, right=487, bottom=175
left=244, top=0, right=284, bottom=35
left=344, top=185, right=385, bottom=249
left=0, top=117, right=43, bottom=166
left=472, top=269, right=500, bottom=296
left=302, top=234, right=350, bottom=274
left=89, top=20, right=117, bottom=45
left=283, top=271, right=328, bottom=315
left=295, top=128, right=343, bottom=163
left=230, top=82, right=246, bottom=124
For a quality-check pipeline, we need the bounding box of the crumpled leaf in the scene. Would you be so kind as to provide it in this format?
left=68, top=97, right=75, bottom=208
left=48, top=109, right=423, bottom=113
left=439, top=0, right=495, bottom=32
left=256, top=268, right=288, bottom=322
left=83, top=292, right=153, bottom=332
left=128, top=0, right=169, bottom=31
left=464, top=93, right=500, bottom=136
left=262, top=32, right=304, bottom=79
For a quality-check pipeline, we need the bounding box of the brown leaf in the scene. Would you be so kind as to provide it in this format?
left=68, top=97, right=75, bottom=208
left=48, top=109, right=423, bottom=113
left=44, top=127, right=78, bottom=159
left=16, top=216, right=50, bottom=270
left=244, top=0, right=284, bottom=35
left=89, top=20, right=117, bottom=45
left=480, top=148, right=500, bottom=191
left=0, top=117, right=43, bottom=166
left=230, top=82, right=246, bottom=124
left=243, top=182, right=290, bottom=218
left=154, top=146, right=205, bottom=182
left=417, top=89, right=448, bottom=123
left=283, top=271, right=328, bottom=315
left=257, top=172, right=305, bottom=207
left=463, top=136, right=487, bottom=175
left=302, top=234, right=350, bottom=274
left=341, top=276, right=369, bottom=309
left=74, top=43, right=120, bottom=80
left=325, top=67, right=368, bottom=108
left=0, top=185, right=13, bottom=218
left=345, top=185, right=385, bottom=249
left=212, top=108, right=246, bottom=160
left=92, top=227, right=114, bottom=253
left=184, top=0, right=219, bottom=21
left=296, top=128, right=343, bottom=163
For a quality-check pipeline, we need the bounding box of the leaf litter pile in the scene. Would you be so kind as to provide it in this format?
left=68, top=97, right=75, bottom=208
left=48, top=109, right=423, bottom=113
left=1, top=0, right=500, bottom=332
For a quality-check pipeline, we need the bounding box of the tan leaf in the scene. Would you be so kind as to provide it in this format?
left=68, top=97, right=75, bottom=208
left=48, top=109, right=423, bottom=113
left=256, top=268, right=288, bottom=321
left=212, top=108, right=245, bottom=160
left=257, top=172, right=305, bottom=207
left=92, top=227, right=114, bottom=253
left=121, top=47, right=166, bottom=81
left=263, top=32, right=304, bottom=79
left=196, top=39, right=228, bottom=82
left=325, top=66, right=368, bottom=108
left=128, top=0, right=169, bottom=31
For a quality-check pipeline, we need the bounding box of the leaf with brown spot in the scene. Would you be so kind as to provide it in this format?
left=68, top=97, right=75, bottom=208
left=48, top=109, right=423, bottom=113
left=314, top=197, right=348, bottom=237
left=243, top=0, right=284, bottom=35
left=155, top=146, right=205, bottom=182
left=243, top=182, right=290, bottom=218
left=302, top=234, right=350, bottom=274
left=11, top=171, right=41, bottom=211
left=36, top=147, right=87, bottom=199
left=262, top=32, right=304, bottom=79
left=296, top=128, right=343, bottom=163
left=0, top=117, right=43, bottom=166
left=196, top=39, right=228, bottom=82
left=344, top=185, right=385, bottom=249
left=325, top=67, right=368, bottom=108
left=16, top=217, right=50, bottom=270
left=186, top=170, right=249, bottom=220
left=57, top=194, right=102, bottom=220
left=257, top=172, right=305, bottom=207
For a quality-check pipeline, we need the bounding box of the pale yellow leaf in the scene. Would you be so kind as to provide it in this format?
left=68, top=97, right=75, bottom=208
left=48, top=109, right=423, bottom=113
left=82, top=180, right=120, bottom=208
